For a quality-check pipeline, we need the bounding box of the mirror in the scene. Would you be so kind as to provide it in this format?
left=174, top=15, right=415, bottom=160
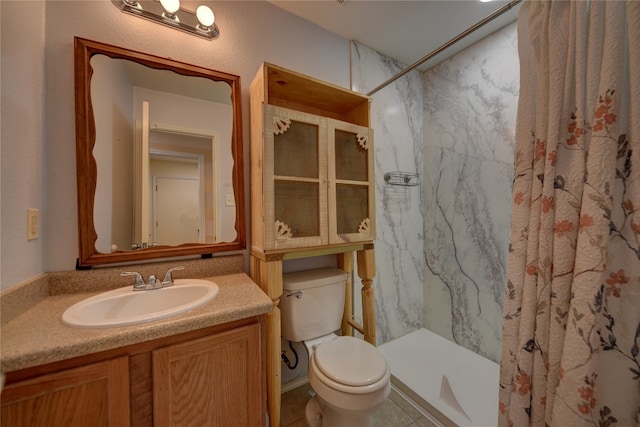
left=75, top=37, right=245, bottom=267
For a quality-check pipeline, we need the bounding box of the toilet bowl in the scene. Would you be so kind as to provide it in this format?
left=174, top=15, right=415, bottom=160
left=303, top=334, right=391, bottom=427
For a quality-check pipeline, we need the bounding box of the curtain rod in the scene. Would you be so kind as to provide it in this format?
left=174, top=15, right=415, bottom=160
left=366, top=0, right=523, bottom=97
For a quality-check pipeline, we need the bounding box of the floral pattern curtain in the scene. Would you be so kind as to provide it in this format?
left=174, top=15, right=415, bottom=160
left=499, top=1, right=640, bottom=426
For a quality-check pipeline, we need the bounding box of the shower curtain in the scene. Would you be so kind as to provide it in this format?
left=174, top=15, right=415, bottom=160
left=499, top=1, right=640, bottom=426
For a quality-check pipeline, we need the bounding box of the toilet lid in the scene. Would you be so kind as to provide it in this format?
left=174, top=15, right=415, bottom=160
left=313, top=336, right=387, bottom=387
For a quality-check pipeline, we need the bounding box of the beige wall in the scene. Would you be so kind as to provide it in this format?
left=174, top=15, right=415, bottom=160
left=1, top=0, right=351, bottom=289
left=1, top=1, right=46, bottom=290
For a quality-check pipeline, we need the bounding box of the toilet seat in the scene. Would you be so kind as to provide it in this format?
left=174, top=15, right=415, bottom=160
left=311, top=336, right=390, bottom=394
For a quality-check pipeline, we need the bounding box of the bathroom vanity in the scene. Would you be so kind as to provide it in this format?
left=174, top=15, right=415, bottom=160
left=0, top=38, right=271, bottom=427
left=249, top=62, right=378, bottom=427
left=0, top=271, right=271, bottom=426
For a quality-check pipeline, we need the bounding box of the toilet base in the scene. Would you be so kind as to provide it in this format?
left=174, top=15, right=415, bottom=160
left=305, top=395, right=375, bottom=427
left=305, top=396, right=323, bottom=427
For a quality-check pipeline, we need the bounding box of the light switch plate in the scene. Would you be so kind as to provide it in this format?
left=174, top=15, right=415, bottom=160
left=225, top=194, right=235, bottom=207
left=27, top=208, right=39, bottom=240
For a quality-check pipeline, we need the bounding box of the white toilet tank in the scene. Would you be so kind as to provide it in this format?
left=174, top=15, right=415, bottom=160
left=280, top=268, right=347, bottom=342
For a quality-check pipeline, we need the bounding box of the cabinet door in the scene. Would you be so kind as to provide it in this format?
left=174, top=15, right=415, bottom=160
left=0, top=357, right=130, bottom=427
left=328, top=119, right=375, bottom=243
left=153, top=323, right=263, bottom=427
left=264, top=105, right=328, bottom=249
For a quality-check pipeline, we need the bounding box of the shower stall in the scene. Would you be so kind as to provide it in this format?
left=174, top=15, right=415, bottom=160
left=348, top=8, right=520, bottom=425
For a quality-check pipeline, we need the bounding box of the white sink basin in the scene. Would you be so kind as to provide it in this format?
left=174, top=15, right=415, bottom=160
left=61, top=279, right=219, bottom=328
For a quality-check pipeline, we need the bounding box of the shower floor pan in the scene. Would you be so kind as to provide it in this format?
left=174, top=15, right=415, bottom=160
left=379, top=328, right=500, bottom=427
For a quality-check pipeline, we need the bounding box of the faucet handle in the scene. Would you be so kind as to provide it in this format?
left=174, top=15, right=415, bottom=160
left=121, top=271, right=145, bottom=289
left=162, top=266, right=185, bottom=286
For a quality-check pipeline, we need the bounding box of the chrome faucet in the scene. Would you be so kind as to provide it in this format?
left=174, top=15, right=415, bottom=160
left=121, top=267, right=183, bottom=291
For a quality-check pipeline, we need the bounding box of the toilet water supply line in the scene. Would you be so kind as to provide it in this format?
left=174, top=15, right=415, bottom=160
left=282, top=341, right=299, bottom=370
left=366, top=0, right=523, bottom=97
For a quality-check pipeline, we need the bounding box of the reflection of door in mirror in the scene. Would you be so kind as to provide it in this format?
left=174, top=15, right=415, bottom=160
left=153, top=169, right=201, bottom=246
left=90, top=54, right=236, bottom=254
left=147, top=134, right=211, bottom=247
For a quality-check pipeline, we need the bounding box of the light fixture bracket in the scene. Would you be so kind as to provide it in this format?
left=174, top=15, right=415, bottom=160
left=112, top=0, right=219, bottom=40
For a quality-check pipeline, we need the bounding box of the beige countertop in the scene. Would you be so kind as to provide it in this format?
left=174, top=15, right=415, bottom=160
left=1, top=273, right=272, bottom=373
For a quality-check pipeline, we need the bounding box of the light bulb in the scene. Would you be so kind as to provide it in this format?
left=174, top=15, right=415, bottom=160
left=160, top=0, right=180, bottom=15
left=196, top=5, right=215, bottom=28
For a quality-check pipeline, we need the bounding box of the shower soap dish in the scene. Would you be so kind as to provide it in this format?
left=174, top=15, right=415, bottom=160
left=383, top=171, right=419, bottom=187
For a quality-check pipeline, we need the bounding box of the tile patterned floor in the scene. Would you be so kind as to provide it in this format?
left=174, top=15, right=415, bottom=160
left=280, top=382, right=440, bottom=427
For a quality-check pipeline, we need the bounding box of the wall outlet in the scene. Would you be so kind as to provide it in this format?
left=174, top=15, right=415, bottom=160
left=27, top=208, right=39, bottom=240
left=225, top=194, right=235, bottom=207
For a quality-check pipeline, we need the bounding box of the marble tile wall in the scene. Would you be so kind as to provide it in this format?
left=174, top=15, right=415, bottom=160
left=350, top=41, right=425, bottom=345
left=422, top=22, right=519, bottom=362
left=350, top=22, right=519, bottom=362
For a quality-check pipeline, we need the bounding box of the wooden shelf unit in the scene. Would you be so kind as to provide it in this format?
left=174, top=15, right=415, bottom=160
left=249, top=63, right=377, bottom=427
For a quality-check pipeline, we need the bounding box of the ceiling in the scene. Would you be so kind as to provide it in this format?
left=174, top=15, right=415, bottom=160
left=268, top=0, right=521, bottom=73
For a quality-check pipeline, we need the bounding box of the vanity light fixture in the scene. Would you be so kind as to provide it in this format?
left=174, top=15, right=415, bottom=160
left=112, top=0, right=219, bottom=40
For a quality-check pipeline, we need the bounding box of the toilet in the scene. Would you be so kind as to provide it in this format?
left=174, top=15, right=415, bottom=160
left=280, top=268, right=391, bottom=427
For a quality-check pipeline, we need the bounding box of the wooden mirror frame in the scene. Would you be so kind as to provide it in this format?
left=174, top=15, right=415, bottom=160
left=74, top=37, right=245, bottom=267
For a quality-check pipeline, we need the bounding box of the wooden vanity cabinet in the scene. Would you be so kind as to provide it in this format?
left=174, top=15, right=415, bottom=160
left=1, top=318, right=265, bottom=427
left=153, top=323, right=263, bottom=427
left=1, top=356, right=130, bottom=427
